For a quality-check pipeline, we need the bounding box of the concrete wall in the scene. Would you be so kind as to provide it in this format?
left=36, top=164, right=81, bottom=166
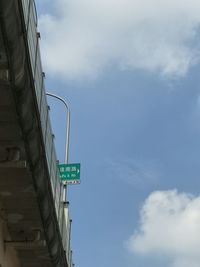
left=0, top=204, right=21, bottom=267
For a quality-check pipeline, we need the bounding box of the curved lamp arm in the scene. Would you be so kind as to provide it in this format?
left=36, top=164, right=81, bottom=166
left=46, top=92, right=70, bottom=164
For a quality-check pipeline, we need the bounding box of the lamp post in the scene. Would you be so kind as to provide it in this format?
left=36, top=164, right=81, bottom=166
left=46, top=92, right=70, bottom=201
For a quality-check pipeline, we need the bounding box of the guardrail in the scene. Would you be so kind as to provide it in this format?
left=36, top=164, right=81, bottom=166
left=20, top=1, right=74, bottom=266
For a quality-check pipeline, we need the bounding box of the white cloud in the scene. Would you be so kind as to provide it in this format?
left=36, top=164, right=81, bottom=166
left=128, top=190, right=200, bottom=267
left=38, top=0, right=200, bottom=80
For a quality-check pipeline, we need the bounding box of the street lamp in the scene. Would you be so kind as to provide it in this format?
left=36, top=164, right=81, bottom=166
left=46, top=92, right=70, bottom=202
left=46, top=92, right=70, bottom=164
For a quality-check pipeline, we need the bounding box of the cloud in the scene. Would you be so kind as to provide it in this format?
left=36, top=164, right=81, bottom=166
left=107, top=158, right=160, bottom=188
left=38, top=0, right=200, bottom=80
left=128, top=190, right=200, bottom=267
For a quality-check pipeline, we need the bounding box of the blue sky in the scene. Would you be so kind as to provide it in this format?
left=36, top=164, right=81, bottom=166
left=36, top=1, right=200, bottom=267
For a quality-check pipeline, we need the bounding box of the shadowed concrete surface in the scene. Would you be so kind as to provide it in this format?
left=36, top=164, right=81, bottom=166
left=0, top=164, right=52, bottom=267
left=0, top=0, right=69, bottom=266
left=0, top=77, right=52, bottom=266
left=0, top=218, right=21, bottom=267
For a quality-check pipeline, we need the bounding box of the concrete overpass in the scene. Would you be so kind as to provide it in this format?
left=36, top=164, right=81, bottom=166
left=0, top=1, right=74, bottom=266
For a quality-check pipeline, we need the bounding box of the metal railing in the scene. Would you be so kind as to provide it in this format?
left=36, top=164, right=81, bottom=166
left=20, top=0, right=74, bottom=265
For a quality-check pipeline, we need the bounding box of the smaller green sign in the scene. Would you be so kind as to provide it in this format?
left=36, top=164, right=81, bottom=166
left=58, top=163, right=81, bottom=184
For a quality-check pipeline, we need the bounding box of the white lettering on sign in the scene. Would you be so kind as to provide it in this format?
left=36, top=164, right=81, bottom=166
left=60, top=167, right=65, bottom=172
left=65, top=167, right=71, bottom=172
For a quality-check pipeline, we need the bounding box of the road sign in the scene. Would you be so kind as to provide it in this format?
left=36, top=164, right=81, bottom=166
left=58, top=163, right=81, bottom=184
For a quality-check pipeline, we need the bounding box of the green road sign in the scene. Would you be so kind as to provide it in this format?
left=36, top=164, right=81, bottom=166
left=58, top=163, right=81, bottom=184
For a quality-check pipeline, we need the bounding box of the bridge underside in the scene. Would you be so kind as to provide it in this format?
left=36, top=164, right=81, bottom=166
left=0, top=26, right=52, bottom=267
left=0, top=156, right=52, bottom=267
left=0, top=1, right=66, bottom=267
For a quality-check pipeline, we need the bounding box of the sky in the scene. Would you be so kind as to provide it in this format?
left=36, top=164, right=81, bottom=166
left=35, top=1, right=200, bottom=267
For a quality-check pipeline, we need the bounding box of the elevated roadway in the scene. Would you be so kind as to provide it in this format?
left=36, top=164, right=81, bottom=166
left=0, top=1, right=73, bottom=267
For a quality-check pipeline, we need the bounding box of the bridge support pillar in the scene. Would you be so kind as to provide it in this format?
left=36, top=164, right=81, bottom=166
left=0, top=205, right=21, bottom=267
